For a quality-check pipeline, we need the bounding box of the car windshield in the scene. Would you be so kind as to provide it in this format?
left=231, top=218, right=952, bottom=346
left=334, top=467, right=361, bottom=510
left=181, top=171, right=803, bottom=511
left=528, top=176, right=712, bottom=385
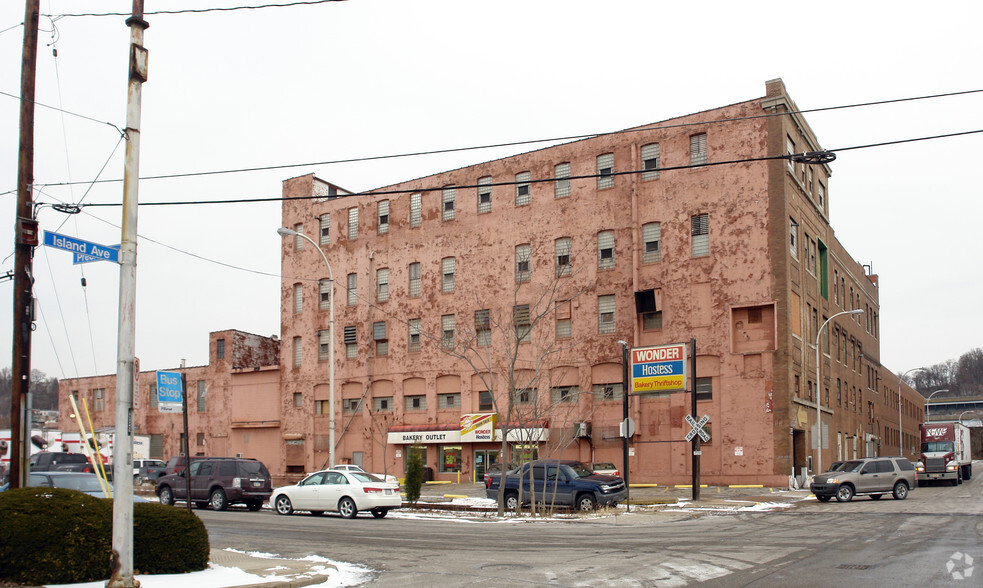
left=51, top=475, right=104, bottom=492
left=921, top=441, right=954, bottom=453
left=567, top=462, right=594, bottom=478
left=837, top=461, right=865, bottom=473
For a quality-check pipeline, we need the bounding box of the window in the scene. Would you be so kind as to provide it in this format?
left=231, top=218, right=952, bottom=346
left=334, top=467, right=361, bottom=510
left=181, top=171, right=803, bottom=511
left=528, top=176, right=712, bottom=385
left=696, top=377, right=712, bottom=401
left=377, top=200, right=390, bottom=234
left=597, top=153, right=614, bottom=189
left=376, top=268, right=389, bottom=302
left=438, top=393, right=460, bottom=410
left=344, top=325, right=357, bottom=358
left=293, top=223, right=304, bottom=250
left=592, top=383, right=623, bottom=401
left=408, top=318, right=421, bottom=352
left=789, top=218, right=798, bottom=259
left=555, top=300, right=571, bottom=339
left=808, top=238, right=817, bottom=274
left=641, top=143, right=660, bottom=180
left=555, top=237, right=571, bottom=276
left=642, top=222, right=661, bottom=263
left=690, top=133, right=707, bottom=166
left=642, top=308, right=663, bottom=330
left=405, top=395, right=426, bottom=411
left=347, top=207, right=358, bottom=239
left=319, top=213, right=330, bottom=245
left=551, top=386, right=578, bottom=404
left=410, top=193, right=422, bottom=227
left=479, top=391, right=493, bottom=411
left=319, top=279, right=331, bottom=310
left=515, top=171, right=531, bottom=206
left=598, top=294, right=616, bottom=333
left=597, top=230, right=615, bottom=269
left=477, top=176, right=492, bottom=214
left=514, top=304, right=531, bottom=342
left=691, top=213, right=709, bottom=257
left=294, top=392, right=303, bottom=408
left=196, top=432, right=205, bottom=447
left=786, top=134, right=795, bottom=171
left=197, top=381, right=206, bottom=412
left=442, top=186, right=455, bottom=221
left=442, top=257, right=456, bottom=292
left=439, top=445, right=462, bottom=473
left=374, top=397, right=393, bottom=412
left=318, top=330, right=330, bottom=361
left=515, top=244, right=531, bottom=283
left=475, top=309, right=491, bottom=347
left=347, top=273, right=357, bottom=305
left=818, top=181, right=826, bottom=208
left=515, top=388, right=536, bottom=405
left=441, top=314, right=455, bottom=349
left=554, top=162, right=571, bottom=198
left=807, top=167, right=813, bottom=195
left=293, top=283, right=303, bottom=314
left=293, top=336, right=302, bottom=368
left=94, top=388, right=104, bottom=412
left=408, top=262, right=421, bottom=297
left=373, top=321, right=388, bottom=356
left=216, top=338, right=225, bottom=359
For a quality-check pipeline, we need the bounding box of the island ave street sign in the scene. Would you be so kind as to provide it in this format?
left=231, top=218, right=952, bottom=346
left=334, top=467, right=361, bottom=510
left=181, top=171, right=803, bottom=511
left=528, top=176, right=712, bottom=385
left=43, top=231, right=120, bottom=264
left=630, top=343, right=688, bottom=394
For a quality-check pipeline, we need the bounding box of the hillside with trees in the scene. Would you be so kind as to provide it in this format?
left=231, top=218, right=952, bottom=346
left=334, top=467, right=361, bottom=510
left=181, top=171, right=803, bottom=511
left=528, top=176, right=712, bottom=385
left=0, top=368, right=59, bottom=428
left=909, top=348, right=983, bottom=398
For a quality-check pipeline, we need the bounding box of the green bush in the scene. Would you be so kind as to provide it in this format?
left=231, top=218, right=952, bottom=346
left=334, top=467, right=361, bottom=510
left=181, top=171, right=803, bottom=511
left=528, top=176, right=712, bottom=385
left=0, top=487, right=209, bottom=585
left=404, top=447, right=424, bottom=504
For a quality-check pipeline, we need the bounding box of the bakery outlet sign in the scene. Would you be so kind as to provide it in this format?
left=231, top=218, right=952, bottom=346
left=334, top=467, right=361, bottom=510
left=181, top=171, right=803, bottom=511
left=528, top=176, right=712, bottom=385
left=387, top=413, right=501, bottom=444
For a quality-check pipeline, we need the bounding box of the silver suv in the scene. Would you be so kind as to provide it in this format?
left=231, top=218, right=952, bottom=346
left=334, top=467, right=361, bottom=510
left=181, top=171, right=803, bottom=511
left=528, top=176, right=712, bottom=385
left=810, top=457, right=916, bottom=502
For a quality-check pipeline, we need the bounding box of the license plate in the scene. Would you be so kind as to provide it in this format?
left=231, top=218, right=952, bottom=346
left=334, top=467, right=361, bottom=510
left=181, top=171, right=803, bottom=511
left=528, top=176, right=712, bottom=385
left=384, top=489, right=392, bottom=495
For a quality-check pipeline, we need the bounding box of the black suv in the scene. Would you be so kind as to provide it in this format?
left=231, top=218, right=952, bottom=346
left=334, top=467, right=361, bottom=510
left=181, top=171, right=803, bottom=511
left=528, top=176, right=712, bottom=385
left=155, top=457, right=272, bottom=511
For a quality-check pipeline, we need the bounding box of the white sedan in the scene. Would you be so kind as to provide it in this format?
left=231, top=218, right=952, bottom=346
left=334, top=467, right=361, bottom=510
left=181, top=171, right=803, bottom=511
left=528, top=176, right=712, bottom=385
left=271, top=469, right=401, bottom=518
left=329, top=464, right=399, bottom=484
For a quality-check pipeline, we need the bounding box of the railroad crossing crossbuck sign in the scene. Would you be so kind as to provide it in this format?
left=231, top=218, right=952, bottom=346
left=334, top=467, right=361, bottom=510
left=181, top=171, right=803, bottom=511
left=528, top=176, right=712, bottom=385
left=684, top=414, right=711, bottom=442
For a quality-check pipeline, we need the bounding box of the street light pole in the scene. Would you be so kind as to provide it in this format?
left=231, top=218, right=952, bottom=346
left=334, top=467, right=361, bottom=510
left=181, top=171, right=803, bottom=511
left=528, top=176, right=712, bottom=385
left=815, top=309, right=863, bottom=474
left=898, top=367, right=926, bottom=458
left=278, top=227, right=335, bottom=469
left=924, top=389, right=949, bottom=422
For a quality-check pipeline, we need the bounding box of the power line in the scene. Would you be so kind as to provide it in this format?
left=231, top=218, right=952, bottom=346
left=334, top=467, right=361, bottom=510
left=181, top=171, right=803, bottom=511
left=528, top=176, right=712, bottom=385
left=47, top=0, right=347, bottom=18
left=0, top=89, right=123, bottom=135
left=61, top=128, right=983, bottom=209
left=29, top=87, right=983, bottom=189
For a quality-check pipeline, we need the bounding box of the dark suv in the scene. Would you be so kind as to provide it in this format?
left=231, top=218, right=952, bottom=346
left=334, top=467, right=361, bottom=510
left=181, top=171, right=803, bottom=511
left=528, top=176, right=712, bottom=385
left=810, top=457, right=916, bottom=502
left=155, top=457, right=272, bottom=511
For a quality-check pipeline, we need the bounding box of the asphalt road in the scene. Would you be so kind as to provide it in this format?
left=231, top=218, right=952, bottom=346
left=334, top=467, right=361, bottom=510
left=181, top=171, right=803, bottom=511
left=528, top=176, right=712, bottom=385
left=200, top=469, right=982, bottom=587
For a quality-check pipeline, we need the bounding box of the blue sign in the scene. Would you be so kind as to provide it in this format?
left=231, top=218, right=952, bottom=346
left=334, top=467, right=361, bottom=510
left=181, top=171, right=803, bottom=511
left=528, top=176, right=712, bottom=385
left=73, top=246, right=120, bottom=265
left=43, top=231, right=120, bottom=264
left=156, top=371, right=184, bottom=413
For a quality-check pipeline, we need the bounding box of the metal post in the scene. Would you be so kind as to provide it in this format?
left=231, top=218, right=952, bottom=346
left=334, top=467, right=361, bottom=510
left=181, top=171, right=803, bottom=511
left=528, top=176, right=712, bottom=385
left=108, top=2, right=147, bottom=586
left=181, top=374, right=191, bottom=513
left=814, top=309, right=863, bottom=475
left=620, top=341, right=630, bottom=510
left=10, top=0, right=41, bottom=491
left=690, top=338, right=699, bottom=502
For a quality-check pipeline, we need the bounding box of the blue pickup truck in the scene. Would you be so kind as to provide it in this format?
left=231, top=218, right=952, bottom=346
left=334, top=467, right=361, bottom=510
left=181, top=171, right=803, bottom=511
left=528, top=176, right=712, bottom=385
left=484, top=459, right=627, bottom=511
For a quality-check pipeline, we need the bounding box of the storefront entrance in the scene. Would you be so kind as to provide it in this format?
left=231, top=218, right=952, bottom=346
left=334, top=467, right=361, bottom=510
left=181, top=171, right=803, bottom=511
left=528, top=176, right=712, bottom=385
left=474, top=449, right=500, bottom=481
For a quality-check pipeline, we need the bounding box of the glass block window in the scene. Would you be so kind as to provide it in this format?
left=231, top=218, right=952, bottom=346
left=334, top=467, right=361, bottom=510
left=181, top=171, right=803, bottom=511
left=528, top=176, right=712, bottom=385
left=318, top=330, right=330, bottom=361
left=344, top=398, right=362, bottom=414
left=554, top=162, right=571, bottom=198
left=515, top=244, right=531, bottom=283
left=592, top=382, right=624, bottom=401
left=347, top=207, right=358, bottom=239
left=551, top=386, right=578, bottom=404
left=690, top=133, right=707, bottom=166
left=597, top=231, right=615, bottom=269
left=293, top=283, right=303, bottom=314
left=405, top=395, right=426, bottom=411
left=197, top=381, right=206, bottom=412
left=442, top=186, right=456, bottom=221
left=344, top=325, right=357, bottom=358
left=378, top=200, right=390, bottom=234
left=597, top=153, right=614, bottom=189
left=408, top=318, right=421, bottom=352
left=598, top=294, right=616, bottom=333
left=555, top=237, right=571, bottom=276
left=555, top=300, right=572, bottom=339
left=475, top=309, right=491, bottom=347
left=441, top=314, right=455, bottom=349
left=292, top=336, right=302, bottom=367
left=642, top=222, right=661, bottom=263
left=373, top=321, right=388, bottom=356
left=410, top=193, right=422, bottom=227
left=319, top=279, right=331, bottom=310
left=438, top=393, right=460, bottom=409
left=515, top=171, right=531, bottom=206
left=641, top=143, right=660, bottom=180
left=319, top=213, right=330, bottom=245
left=691, top=214, right=709, bottom=257
left=477, top=176, right=492, bottom=214
left=409, top=262, right=421, bottom=297
left=514, top=304, right=531, bottom=342
left=442, top=257, right=456, bottom=292
left=373, top=397, right=393, bottom=412
left=377, top=268, right=389, bottom=302
left=347, top=273, right=357, bottom=305
left=293, top=223, right=304, bottom=250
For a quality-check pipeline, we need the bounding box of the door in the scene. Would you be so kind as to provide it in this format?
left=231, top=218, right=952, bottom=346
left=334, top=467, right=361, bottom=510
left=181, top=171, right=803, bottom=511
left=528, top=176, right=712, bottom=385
left=292, top=471, right=326, bottom=510
left=321, top=471, right=348, bottom=512
left=474, top=450, right=499, bottom=481
left=190, top=460, right=212, bottom=501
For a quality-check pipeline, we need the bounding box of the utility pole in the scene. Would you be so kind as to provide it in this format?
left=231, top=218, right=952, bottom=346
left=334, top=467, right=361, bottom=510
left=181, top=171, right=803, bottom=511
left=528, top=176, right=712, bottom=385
left=107, top=2, right=148, bottom=586
left=9, top=0, right=41, bottom=490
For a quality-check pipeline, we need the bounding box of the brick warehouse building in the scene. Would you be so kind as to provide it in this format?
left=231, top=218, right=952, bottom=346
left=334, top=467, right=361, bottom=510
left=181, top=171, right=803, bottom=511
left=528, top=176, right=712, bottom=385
left=276, top=79, right=924, bottom=486
left=57, top=79, right=925, bottom=486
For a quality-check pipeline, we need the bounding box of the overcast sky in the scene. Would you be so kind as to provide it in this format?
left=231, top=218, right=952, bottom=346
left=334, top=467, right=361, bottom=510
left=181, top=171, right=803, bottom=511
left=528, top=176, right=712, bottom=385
left=2, top=0, right=981, bottom=382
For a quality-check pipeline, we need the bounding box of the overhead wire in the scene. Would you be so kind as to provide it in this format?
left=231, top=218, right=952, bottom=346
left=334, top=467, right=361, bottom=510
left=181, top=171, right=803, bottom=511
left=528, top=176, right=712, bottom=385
left=47, top=0, right=347, bottom=18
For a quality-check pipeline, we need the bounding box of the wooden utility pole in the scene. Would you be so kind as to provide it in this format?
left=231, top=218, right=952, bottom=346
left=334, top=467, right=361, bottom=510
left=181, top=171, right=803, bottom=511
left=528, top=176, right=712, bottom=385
left=9, top=0, right=41, bottom=490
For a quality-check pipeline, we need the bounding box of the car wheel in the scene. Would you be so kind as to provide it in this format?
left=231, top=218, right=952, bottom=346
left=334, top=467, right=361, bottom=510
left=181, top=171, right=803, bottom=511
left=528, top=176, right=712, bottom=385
left=816, top=495, right=831, bottom=502
left=371, top=508, right=389, bottom=518
left=504, top=492, right=519, bottom=512
left=158, top=486, right=174, bottom=506
left=210, top=489, right=229, bottom=511
left=577, top=494, right=598, bottom=512
left=892, top=482, right=909, bottom=500
left=338, top=497, right=357, bottom=519
left=835, top=484, right=854, bottom=502
left=870, top=494, right=883, bottom=500
left=274, top=495, right=293, bottom=515
left=246, top=501, right=262, bottom=512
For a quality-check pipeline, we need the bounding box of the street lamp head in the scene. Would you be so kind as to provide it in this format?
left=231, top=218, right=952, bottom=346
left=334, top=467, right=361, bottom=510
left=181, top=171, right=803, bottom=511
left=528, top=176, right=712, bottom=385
left=848, top=309, right=864, bottom=315
left=617, top=340, right=628, bottom=347
left=277, top=227, right=298, bottom=237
